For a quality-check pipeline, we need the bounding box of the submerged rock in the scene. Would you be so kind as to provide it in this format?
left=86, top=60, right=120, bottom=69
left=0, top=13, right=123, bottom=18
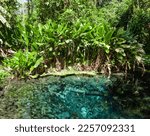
left=0, top=74, right=149, bottom=119
left=24, top=76, right=119, bottom=119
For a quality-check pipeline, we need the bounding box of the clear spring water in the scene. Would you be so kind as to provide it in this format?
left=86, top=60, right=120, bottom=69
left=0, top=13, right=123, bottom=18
left=19, top=76, right=123, bottom=119
left=0, top=73, right=149, bottom=119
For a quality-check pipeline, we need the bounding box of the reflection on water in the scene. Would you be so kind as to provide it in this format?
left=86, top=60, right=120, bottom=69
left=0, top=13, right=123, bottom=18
left=19, top=73, right=150, bottom=118
left=0, top=72, right=149, bottom=119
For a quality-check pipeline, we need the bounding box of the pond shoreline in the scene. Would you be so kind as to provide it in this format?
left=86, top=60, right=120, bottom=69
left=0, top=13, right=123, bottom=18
left=0, top=68, right=147, bottom=95
left=0, top=69, right=149, bottom=119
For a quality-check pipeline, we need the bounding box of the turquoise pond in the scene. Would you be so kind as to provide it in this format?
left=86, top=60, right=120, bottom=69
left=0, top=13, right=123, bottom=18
left=0, top=73, right=150, bottom=119
left=19, top=76, right=116, bottom=119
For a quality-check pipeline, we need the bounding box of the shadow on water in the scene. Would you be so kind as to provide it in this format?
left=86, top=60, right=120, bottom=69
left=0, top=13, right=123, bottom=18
left=112, top=71, right=150, bottom=119
left=0, top=72, right=149, bottom=119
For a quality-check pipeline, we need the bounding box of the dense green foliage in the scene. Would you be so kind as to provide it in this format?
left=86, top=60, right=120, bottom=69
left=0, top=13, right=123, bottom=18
left=0, top=0, right=150, bottom=78
left=0, top=0, right=150, bottom=119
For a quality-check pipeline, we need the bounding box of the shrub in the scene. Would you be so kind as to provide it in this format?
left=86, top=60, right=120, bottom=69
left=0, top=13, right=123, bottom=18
left=3, top=50, right=43, bottom=77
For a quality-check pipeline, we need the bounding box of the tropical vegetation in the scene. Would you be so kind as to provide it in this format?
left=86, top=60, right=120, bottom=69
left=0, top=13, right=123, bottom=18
left=0, top=0, right=150, bottom=79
